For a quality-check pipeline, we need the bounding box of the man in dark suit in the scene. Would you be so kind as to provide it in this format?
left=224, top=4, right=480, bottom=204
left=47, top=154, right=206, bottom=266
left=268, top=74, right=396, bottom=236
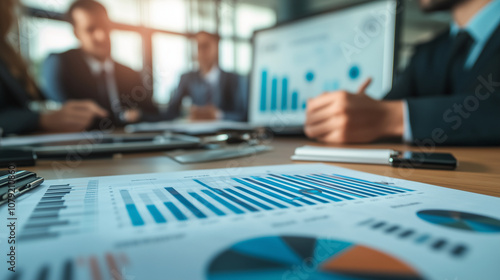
left=0, top=0, right=107, bottom=136
left=0, top=58, right=108, bottom=135
left=305, top=0, right=500, bottom=146
left=165, top=32, right=247, bottom=122
left=43, top=0, right=159, bottom=125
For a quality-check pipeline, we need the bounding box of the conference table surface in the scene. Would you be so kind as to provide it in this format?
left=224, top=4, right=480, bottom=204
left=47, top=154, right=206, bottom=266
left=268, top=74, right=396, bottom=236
left=28, top=137, right=500, bottom=198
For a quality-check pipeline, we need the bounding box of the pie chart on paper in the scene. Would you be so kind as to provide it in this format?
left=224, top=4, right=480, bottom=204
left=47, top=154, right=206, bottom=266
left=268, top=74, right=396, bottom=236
left=417, top=210, right=500, bottom=233
left=207, top=236, right=423, bottom=280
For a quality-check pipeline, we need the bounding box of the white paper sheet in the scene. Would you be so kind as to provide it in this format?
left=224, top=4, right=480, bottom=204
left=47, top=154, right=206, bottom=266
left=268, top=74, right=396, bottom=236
left=1, top=164, right=499, bottom=280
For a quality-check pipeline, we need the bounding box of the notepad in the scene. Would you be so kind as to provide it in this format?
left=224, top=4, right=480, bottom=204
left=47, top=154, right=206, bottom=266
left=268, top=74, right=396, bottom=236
left=291, top=146, right=397, bottom=165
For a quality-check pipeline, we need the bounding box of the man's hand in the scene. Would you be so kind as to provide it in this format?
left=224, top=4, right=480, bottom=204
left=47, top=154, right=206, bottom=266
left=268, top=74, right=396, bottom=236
left=40, top=100, right=108, bottom=133
left=123, top=109, right=141, bottom=123
left=304, top=79, right=404, bottom=144
left=189, top=104, right=221, bottom=121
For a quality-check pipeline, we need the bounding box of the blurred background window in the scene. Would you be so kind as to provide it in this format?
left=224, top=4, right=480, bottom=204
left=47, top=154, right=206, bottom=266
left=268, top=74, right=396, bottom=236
left=17, top=0, right=449, bottom=105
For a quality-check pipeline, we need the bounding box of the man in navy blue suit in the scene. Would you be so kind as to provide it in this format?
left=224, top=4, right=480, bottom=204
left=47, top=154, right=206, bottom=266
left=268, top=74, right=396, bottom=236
left=305, top=0, right=500, bottom=145
left=165, top=32, right=247, bottom=122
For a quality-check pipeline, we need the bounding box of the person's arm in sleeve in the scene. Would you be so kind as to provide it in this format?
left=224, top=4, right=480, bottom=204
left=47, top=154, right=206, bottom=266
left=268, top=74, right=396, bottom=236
left=405, top=87, right=500, bottom=145
left=385, top=48, right=500, bottom=145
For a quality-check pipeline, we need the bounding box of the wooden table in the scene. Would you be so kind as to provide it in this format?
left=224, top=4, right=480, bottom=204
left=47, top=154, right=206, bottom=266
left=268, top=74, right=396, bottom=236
left=28, top=137, right=500, bottom=197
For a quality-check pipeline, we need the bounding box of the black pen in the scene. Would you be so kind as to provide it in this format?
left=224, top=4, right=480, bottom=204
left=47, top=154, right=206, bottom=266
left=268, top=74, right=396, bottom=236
left=0, top=177, right=44, bottom=205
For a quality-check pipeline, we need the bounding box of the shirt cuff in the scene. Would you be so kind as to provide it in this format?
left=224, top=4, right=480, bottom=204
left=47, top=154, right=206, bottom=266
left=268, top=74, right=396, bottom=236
left=402, top=100, right=413, bottom=143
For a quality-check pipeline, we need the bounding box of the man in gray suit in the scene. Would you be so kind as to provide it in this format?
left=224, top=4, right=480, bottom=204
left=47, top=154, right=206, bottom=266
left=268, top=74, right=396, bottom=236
left=165, top=32, right=247, bottom=121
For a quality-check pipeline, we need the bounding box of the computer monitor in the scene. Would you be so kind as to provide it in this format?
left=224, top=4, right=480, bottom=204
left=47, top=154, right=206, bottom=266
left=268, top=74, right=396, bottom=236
left=248, top=0, right=400, bottom=129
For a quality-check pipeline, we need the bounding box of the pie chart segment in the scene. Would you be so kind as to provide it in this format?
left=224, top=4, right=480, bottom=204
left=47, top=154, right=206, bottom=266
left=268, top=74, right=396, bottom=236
left=282, top=235, right=317, bottom=261
left=313, top=239, right=353, bottom=263
left=207, top=236, right=423, bottom=280
left=464, top=220, right=500, bottom=233
left=321, top=245, right=421, bottom=278
left=208, top=249, right=289, bottom=273
left=231, top=236, right=303, bottom=265
left=417, top=210, right=500, bottom=233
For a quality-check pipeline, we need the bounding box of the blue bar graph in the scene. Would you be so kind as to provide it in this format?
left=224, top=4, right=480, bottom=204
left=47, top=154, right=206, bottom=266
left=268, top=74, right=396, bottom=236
left=235, top=187, right=288, bottom=209
left=330, top=174, right=413, bottom=192
left=224, top=189, right=273, bottom=210
left=270, top=174, right=353, bottom=201
left=146, top=205, right=166, bottom=223
left=120, top=190, right=144, bottom=226
left=252, top=177, right=329, bottom=204
left=193, top=179, right=216, bottom=191
left=195, top=180, right=259, bottom=212
left=233, top=178, right=302, bottom=207
left=259, top=70, right=305, bottom=112
left=260, top=70, right=267, bottom=112
left=212, top=189, right=259, bottom=212
left=312, top=174, right=396, bottom=195
left=292, top=91, right=298, bottom=111
left=265, top=176, right=342, bottom=202
left=299, top=175, right=382, bottom=197
left=244, top=178, right=316, bottom=206
left=271, top=77, right=278, bottom=111
left=282, top=175, right=364, bottom=199
left=140, top=194, right=166, bottom=224
left=164, top=202, right=187, bottom=221
left=201, top=190, right=244, bottom=214
left=153, top=189, right=187, bottom=221
left=124, top=172, right=416, bottom=223
left=166, top=187, right=207, bottom=219
left=281, top=77, right=288, bottom=110
left=189, top=192, right=226, bottom=216
left=294, top=175, right=374, bottom=198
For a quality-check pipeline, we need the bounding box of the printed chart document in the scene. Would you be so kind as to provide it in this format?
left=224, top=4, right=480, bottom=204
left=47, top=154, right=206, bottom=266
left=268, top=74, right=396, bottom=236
left=1, top=164, right=499, bottom=280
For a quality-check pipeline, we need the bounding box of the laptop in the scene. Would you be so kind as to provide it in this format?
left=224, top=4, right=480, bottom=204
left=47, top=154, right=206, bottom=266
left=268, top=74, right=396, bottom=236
left=247, top=0, right=401, bottom=133
left=0, top=132, right=200, bottom=159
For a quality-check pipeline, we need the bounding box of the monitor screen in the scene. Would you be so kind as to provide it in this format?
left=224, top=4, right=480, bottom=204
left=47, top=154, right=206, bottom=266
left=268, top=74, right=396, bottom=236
left=249, top=0, right=399, bottom=127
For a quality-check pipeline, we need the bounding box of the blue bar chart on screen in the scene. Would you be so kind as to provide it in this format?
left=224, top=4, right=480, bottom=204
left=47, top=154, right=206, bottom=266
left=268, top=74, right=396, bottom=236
left=249, top=1, right=397, bottom=126
left=2, top=164, right=500, bottom=280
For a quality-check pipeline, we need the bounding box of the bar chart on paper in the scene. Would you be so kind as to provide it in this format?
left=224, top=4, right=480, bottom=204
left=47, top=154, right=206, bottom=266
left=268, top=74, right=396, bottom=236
left=6, top=163, right=500, bottom=280
left=15, top=166, right=415, bottom=243
left=110, top=171, right=414, bottom=228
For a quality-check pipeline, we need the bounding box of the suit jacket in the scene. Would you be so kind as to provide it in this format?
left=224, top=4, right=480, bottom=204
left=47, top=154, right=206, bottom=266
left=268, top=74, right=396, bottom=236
left=165, top=70, right=247, bottom=122
left=0, top=59, right=40, bottom=135
left=43, top=49, right=159, bottom=124
left=384, top=25, right=500, bottom=146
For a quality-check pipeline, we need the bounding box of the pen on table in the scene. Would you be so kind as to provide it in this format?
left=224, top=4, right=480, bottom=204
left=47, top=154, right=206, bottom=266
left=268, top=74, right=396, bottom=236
left=0, top=176, right=44, bottom=205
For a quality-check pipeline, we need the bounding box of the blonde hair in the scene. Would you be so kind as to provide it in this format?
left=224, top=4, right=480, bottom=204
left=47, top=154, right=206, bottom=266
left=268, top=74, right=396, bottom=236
left=0, top=0, right=40, bottom=100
